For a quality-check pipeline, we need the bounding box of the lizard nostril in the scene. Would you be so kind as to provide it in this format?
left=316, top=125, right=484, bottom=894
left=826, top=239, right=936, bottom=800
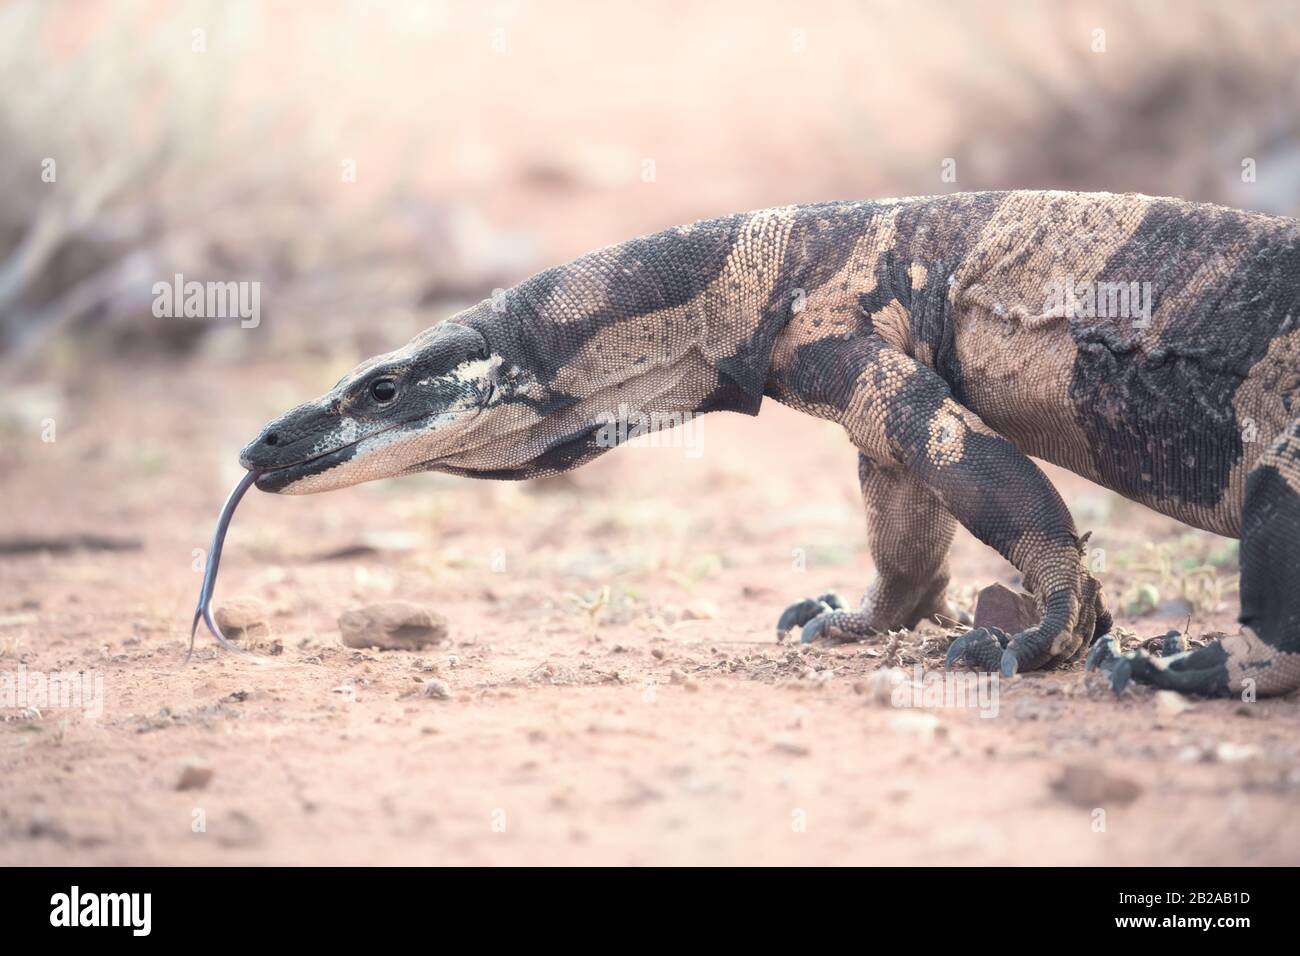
left=264, top=432, right=279, bottom=447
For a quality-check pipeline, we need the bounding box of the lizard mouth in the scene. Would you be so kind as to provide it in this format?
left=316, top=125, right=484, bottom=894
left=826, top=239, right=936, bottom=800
left=251, top=421, right=405, bottom=492
left=250, top=405, right=488, bottom=492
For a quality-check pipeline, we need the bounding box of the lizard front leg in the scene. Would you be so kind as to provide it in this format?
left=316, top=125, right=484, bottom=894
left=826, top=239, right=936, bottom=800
left=777, top=454, right=957, bottom=643
left=774, top=338, right=1107, bottom=675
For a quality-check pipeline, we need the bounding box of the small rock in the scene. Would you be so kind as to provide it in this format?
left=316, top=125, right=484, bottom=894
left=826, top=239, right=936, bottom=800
left=1050, top=764, right=1142, bottom=808
left=863, top=667, right=909, bottom=705
left=682, top=599, right=720, bottom=621
left=422, top=678, right=453, bottom=700
left=338, top=602, right=449, bottom=650
left=176, top=757, right=214, bottom=791
left=669, top=668, right=687, bottom=685
left=683, top=679, right=701, bottom=693
left=772, top=739, right=810, bottom=756
left=214, top=600, right=270, bottom=643
left=888, top=712, right=944, bottom=741
left=972, top=583, right=1038, bottom=635
left=1154, top=690, right=1194, bottom=717
left=1215, top=741, right=1260, bottom=763
left=215, top=810, right=262, bottom=848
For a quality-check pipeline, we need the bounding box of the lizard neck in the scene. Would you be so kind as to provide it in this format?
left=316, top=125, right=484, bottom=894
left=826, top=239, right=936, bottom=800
left=468, top=201, right=899, bottom=422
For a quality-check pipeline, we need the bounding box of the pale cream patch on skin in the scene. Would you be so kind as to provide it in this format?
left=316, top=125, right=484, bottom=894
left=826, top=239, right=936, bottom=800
left=309, top=418, right=362, bottom=457
left=1048, top=629, right=1070, bottom=655
left=908, top=262, right=927, bottom=290
left=925, top=402, right=968, bottom=467
left=424, top=354, right=502, bottom=387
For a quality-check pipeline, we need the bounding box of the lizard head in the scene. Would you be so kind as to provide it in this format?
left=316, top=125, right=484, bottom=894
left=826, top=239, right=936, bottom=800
left=241, top=319, right=503, bottom=493
left=239, top=308, right=614, bottom=492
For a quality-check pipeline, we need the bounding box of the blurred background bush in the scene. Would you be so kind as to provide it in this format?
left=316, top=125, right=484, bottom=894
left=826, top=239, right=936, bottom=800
left=3, top=0, right=1298, bottom=380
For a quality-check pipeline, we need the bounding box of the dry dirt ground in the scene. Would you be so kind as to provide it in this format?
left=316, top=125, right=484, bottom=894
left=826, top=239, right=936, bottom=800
left=3, top=357, right=1300, bottom=866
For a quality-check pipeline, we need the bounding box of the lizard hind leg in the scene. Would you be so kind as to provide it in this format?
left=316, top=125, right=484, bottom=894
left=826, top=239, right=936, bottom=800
left=776, top=455, right=958, bottom=644
left=1109, top=418, right=1300, bottom=697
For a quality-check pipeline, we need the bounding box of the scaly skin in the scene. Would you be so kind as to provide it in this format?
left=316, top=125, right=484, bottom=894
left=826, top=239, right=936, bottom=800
left=238, top=191, right=1300, bottom=698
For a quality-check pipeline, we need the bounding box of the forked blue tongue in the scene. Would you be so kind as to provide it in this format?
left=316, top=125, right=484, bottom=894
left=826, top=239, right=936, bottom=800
left=188, top=469, right=261, bottom=659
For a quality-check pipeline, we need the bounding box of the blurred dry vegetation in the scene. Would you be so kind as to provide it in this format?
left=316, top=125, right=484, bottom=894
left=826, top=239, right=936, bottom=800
left=2, top=0, right=1298, bottom=382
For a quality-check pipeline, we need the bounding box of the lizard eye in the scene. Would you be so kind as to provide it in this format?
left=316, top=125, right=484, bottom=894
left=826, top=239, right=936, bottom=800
left=370, top=377, right=398, bottom=403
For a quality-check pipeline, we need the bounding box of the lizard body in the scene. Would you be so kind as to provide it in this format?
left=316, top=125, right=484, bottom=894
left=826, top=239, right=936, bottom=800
left=238, top=191, right=1300, bottom=698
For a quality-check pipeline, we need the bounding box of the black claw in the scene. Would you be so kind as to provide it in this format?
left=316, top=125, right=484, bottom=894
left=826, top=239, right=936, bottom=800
left=1109, top=656, right=1133, bottom=693
left=777, top=592, right=848, bottom=638
left=945, top=626, right=1008, bottom=671
left=944, top=633, right=971, bottom=669
left=800, top=615, right=830, bottom=644
left=776, top=598, right=828, bottom=636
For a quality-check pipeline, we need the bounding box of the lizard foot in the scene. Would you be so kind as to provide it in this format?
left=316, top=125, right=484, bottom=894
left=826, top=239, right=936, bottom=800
left=798, top=608, right=883, bottom=644
left=948, top=578, right=1110, bottom=676
left=1085, top=630, right=1230, bottom=695
left=947, top=623, right=1076, bottom=677
left=775, top=592, right=845, bottom=639
left=775, top=593, right=883, bottom=644
left=777, top=577, right=956, bottom=645
left=943, top=626, right=1011, bottom=671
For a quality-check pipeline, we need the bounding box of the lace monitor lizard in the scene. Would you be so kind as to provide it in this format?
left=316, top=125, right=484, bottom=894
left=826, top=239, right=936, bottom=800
left=235, top=190, right=1300, bottom=698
